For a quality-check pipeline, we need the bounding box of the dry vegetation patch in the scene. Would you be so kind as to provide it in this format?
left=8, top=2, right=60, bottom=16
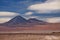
left=0, top=33, right=60, bottom=40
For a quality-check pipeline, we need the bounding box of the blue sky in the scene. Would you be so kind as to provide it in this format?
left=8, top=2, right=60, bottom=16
left=0, top=0, right=60, bottom=23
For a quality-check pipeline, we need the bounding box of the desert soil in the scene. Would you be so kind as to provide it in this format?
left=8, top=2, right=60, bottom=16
left=0, top=33, right=60, bottom=40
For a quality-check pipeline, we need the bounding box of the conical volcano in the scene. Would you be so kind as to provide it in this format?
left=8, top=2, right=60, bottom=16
left=3, top=15, right=28, bottom=25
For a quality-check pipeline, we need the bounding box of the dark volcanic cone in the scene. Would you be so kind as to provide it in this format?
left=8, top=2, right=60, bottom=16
left=2, top=15, right=28, bottom=26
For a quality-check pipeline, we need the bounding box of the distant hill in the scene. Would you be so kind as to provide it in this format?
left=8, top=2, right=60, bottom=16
left=28, top=18, right=47, bottom=25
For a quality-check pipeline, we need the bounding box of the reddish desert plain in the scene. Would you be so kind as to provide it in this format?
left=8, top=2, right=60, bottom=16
left=0, top=23, right=60, bottom=31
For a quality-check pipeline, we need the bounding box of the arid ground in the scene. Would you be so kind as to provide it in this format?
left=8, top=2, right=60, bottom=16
left=0, top=23, right=60, bottom=40
left=0, top=33, right=60, bottom=40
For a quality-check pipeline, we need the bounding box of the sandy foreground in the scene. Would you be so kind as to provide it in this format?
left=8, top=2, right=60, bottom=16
left=0, top=33, right=60, bottom=40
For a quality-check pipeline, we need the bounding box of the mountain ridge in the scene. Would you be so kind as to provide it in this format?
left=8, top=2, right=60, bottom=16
left=0, top=15, right=48, bottom=26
